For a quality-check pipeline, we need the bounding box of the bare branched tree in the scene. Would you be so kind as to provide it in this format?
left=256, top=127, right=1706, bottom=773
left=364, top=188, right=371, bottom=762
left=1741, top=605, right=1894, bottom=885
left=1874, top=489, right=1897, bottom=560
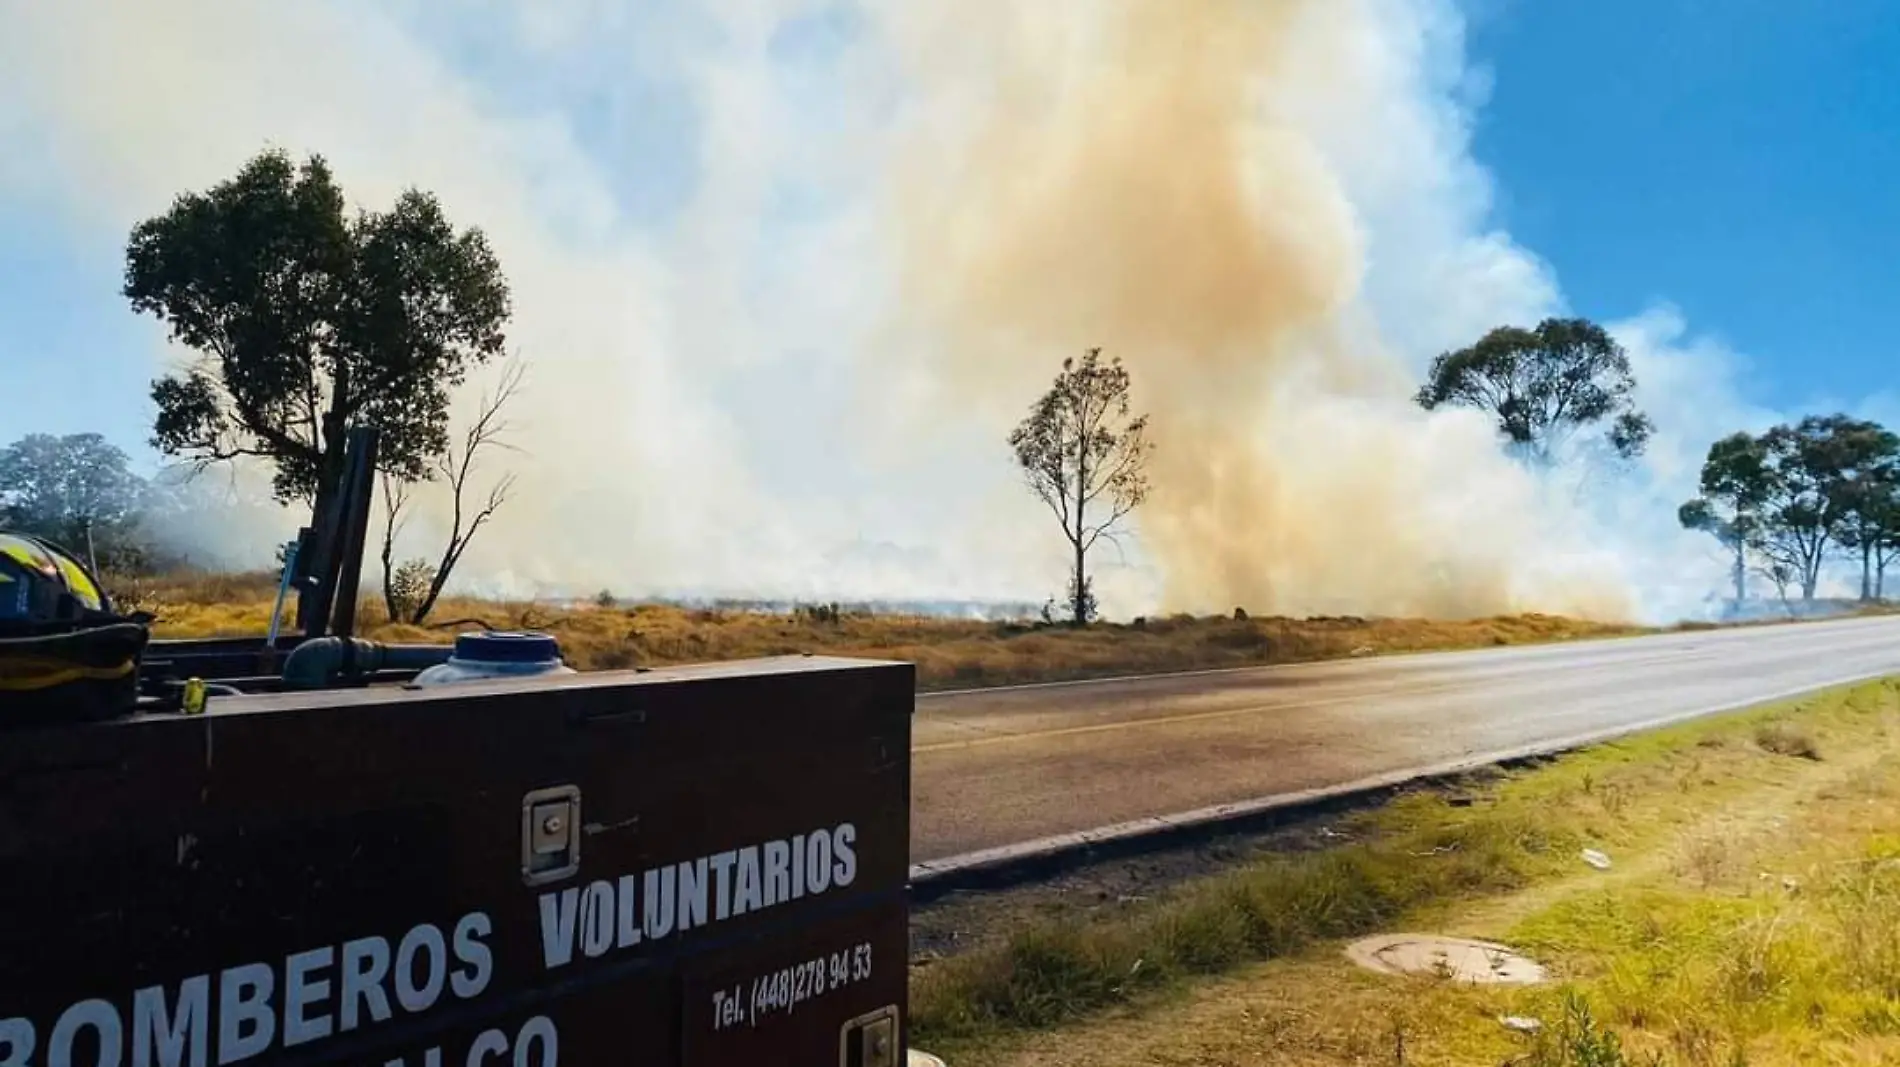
left=377, top=474, right=413, bottom=621
left=378, top=359, right=525, bottom=624
left=1009, top=347, right=1152, bottom=625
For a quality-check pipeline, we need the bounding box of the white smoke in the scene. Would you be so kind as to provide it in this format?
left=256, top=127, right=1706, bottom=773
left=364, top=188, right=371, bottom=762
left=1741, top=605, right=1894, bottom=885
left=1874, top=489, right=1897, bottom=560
left=0, top=0, right=1854, bottom=621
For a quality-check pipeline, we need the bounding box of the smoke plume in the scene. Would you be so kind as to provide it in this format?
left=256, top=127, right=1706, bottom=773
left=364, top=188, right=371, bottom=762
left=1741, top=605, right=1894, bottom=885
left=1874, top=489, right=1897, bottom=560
left=0, top=0, right=1778, bottom=620
left=878, top=0, right=1633, bottom=617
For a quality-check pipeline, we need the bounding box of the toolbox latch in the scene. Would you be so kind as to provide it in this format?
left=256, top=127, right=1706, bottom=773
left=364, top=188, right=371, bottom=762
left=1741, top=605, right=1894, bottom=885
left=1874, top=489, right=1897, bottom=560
left=521, top=784, right=582, bottom=886
left=839, top=1005, right=899, bottom=1067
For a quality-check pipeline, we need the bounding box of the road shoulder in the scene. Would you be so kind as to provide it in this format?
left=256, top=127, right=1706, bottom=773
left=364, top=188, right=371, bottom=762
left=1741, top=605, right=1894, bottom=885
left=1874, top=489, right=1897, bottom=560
left=910, top=678, right=1900, bottom=1066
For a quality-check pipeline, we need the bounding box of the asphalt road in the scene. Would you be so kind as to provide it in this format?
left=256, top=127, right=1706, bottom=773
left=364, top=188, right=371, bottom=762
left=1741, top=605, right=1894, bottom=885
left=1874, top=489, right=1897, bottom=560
left=910, top=615, right=1900, bottom=862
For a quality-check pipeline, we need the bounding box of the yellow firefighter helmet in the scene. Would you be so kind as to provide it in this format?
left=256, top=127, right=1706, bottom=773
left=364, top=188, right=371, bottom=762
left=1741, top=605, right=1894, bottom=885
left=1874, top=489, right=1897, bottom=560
left=0, top=530, right=147, bottom=722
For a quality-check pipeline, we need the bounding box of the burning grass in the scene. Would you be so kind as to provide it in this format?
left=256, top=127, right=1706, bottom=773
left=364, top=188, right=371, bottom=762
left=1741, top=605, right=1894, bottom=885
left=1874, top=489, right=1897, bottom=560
left=910, top=679, right=1900, bottom=1066
left=120, top=569, right=1646, bottom=691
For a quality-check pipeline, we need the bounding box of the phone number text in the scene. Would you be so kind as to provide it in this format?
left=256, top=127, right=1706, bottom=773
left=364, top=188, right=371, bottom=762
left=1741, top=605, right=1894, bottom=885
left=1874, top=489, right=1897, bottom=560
left=709, top=943, right=873, bottom=1031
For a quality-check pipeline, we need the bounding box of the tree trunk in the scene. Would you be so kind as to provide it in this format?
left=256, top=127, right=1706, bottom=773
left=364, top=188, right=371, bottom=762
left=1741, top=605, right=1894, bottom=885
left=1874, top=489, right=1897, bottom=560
left=1863, top=541, right=1875, bottom=601
left=415, top=555, right=454, bottom=625
left=1797, top=538, right=1820, bottom=602
left=380, top=521, right=398, bottom=622
left=1070, top=540, right=1087, bottom=626
left=1070, top=492, right=1088, bottom=627
left=1070, top=410, right=1090, bottom=627
left=1731, top=540, right=1746, bottom=609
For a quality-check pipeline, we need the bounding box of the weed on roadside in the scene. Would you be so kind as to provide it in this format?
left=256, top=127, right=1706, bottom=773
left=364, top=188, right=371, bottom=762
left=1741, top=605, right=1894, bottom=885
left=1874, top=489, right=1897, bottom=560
left=1673, top=833, right=1739, bottom=889
left=1520, top=994, right=1661, bottom=1067
left=1753, top=721, right=1821, bottom=761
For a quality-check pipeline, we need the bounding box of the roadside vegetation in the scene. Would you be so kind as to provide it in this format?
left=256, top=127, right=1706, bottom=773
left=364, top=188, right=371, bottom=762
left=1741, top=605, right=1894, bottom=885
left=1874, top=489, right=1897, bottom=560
left=124, top=568, right=1640, bottom=690
left=910, top=678, right=1900, bottom=1065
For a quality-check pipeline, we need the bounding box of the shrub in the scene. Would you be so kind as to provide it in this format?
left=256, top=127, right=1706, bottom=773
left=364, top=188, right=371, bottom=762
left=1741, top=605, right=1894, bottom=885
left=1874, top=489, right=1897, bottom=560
left=1755, top=722, right=1822, bottom=761
left=1525, top=994, right=1650, bottom=1067
left=387, top=559, right=435, bottom=623
left=797, top=601, right=842, bottom=625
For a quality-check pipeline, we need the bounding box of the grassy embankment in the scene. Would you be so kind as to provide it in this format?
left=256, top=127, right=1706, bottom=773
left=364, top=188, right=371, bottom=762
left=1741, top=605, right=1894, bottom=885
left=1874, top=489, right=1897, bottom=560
left=122, top=569, right=1645, bottom=691
left=909, top=678, right=1900, bottom=1065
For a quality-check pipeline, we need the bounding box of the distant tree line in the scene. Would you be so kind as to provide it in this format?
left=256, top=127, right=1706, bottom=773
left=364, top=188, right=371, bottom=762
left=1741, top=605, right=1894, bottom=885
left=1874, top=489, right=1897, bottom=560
left=1411, top=318, right=1900, bottom=607
left=0, top=432, right=174, bottom=574
left=1006, top=313, right=1896, bottom=626
left=1679, top=415, right=1900, bottom=606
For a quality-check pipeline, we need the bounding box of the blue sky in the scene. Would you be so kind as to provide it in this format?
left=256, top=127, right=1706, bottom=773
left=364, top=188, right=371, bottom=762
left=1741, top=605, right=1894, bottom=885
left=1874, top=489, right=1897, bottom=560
left=1467, top=0, right=1900, bottom=406
left=0, top=211, right=154, bottom=458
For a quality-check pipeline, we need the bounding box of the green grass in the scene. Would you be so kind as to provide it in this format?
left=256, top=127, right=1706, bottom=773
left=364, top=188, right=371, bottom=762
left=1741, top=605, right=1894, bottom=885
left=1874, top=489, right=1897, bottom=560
left=909, top=678, right=1900, bottom=1065
left=1525, top=995, right=1664, bottom=1067
left=911, top=801, right=1576, bottom=1043
left=1502, top=765, right=1900, bottom=1063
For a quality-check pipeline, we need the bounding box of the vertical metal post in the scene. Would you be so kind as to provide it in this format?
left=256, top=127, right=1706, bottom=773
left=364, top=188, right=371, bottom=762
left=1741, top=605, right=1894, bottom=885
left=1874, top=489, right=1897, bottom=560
left=297, top=426, right=381, bottom=640
left=266, top=540, right=300, bottom=650
left=327, top=427, right=380, bottom=640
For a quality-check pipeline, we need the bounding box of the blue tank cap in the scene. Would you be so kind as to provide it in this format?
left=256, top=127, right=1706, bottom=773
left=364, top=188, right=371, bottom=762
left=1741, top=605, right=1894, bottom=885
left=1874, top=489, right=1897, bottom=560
left=453, top=630, right=562, bottom=664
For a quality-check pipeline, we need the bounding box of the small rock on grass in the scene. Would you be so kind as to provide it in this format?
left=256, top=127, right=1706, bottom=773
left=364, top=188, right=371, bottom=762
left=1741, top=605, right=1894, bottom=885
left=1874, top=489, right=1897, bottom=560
left=1500, top=1016, right=1543, bottom=1033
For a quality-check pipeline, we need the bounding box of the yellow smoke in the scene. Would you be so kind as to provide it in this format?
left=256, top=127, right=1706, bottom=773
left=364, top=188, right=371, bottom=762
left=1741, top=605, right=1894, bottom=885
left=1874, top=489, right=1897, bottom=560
left=882, top=0, right=1635, bottom=619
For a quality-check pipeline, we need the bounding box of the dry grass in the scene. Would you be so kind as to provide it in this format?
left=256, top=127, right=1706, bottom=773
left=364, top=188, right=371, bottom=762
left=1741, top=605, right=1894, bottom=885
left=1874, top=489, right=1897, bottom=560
left=117, top=569, right=1647, bottom=691
left=913, top=678, right=1900, bottom=1066
left=1752, top=721, right=1822, bottom=761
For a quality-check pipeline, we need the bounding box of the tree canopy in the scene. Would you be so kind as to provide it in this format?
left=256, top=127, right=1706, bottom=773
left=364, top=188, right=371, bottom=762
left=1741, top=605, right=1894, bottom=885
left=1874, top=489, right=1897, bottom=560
left=1681, top=415, right=1900, bottom=606
left=124, top=148, right=511, bottom=521
left=0, top=433, right=149, bottom=567
left=1789, top=415, right=1900, bottom=600
left=1415, top=317, right=1654, bottom=465
left=1678, top=431, right=1771, bottom=605
left=1752, top=415, right=1891, bottom=601
left=1009, top=347, right=1152, bottom=625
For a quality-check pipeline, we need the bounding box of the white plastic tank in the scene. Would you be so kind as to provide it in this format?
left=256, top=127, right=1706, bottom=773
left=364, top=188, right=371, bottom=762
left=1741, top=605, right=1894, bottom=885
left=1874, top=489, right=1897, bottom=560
left=412, top=631, right=576, bottom=686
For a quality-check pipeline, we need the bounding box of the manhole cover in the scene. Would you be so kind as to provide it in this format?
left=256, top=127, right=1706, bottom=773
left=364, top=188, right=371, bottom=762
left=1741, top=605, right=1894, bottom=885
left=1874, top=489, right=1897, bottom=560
left=1345, top=934, right=1546, bottom=985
